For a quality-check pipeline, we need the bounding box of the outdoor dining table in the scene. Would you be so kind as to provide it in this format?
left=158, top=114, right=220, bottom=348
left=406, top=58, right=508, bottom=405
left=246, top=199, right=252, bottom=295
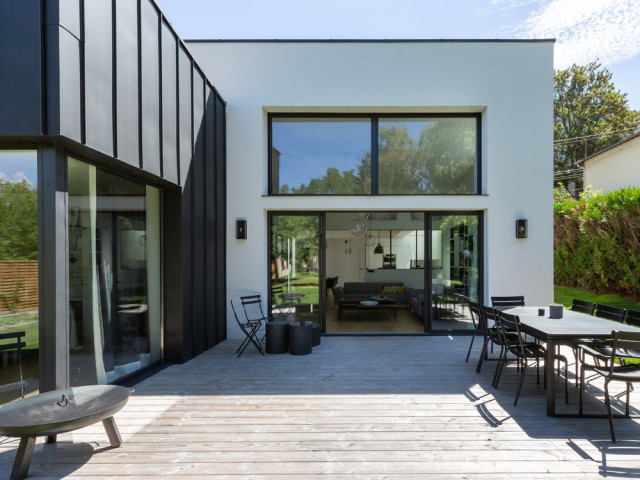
left=506, top=306, right=640, bottom=417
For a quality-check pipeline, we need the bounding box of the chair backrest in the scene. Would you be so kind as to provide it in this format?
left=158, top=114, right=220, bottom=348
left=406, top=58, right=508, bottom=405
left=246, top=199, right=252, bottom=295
left=595, top=304, right=626, bottom=323
left=571, top=299, right=596, bottom=315
left=625, top=309, right=640, bottom=327
left=241, top=294, right=268, bottom=322
left=0, top=331, right=27, bottom=397
left=495, top=309, right=522, bottom=351
left=469, top=301, right=482, bottom=331
left=480, top=304, right=497, bottom=333
left=603, top=330, right=640, bottom=376
left=491, top=296, right=525, bottom=310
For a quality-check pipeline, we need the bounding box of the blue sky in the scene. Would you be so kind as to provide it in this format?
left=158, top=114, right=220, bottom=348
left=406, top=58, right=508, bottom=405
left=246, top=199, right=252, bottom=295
left=156, top=0, right=640, bottom=110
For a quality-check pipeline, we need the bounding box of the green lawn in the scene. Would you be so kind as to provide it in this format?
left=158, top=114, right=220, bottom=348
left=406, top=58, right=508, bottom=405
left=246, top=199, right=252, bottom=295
left=272, top=272, right=320, bottom=306
left=0, top=314, right=39, bottom=352
left=554, top=285, right=640, bottom=311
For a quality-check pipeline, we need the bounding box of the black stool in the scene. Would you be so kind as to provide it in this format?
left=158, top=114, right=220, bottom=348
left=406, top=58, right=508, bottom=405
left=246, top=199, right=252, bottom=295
left=266, top=321, right=289, bottom=354
left=288, top=322, right=312, bottom=355
left=307, top=322, right=321, bottom=346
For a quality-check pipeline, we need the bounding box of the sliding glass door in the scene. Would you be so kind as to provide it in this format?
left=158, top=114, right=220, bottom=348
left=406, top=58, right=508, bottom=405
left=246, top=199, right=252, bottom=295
left=269, top=214, right=321, bottom=325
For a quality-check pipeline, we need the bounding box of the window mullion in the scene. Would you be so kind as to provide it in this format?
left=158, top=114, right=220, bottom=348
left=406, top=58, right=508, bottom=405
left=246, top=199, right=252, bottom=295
left=371, top=117, right=378, bottom=195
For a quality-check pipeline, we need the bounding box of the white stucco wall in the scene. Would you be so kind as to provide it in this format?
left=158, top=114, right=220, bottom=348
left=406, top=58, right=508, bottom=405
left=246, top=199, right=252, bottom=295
left=187, top=40, right=554, bottom=339
left=583, top=135, right=640, bottom=193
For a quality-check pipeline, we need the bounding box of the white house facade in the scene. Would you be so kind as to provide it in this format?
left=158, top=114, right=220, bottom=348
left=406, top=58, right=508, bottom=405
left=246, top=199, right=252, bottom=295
left=188, top=40, right=554, bottom=339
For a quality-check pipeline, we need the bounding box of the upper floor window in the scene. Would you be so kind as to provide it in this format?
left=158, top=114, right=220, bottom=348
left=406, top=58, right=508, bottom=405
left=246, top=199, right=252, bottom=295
left=269, top=114, right=480, bottom=195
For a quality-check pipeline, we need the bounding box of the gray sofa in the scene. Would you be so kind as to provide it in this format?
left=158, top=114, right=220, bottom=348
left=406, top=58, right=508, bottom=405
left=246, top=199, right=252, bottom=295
left=332, top=282, right=407, bottom=318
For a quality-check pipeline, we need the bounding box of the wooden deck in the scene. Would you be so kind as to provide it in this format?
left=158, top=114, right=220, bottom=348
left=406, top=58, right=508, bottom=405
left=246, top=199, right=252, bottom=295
left=2, top=336, right=640, bottom=479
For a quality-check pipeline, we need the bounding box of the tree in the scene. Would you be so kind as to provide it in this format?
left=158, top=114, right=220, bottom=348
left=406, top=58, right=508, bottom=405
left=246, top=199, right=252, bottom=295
left=554, top=62, right=640, bottom=178
left=0, top=179, right=38, bottom=260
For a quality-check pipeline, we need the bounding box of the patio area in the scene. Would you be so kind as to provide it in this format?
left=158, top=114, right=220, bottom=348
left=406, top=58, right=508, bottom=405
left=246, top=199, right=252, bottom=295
left=1, top=335, right=640, bottom=478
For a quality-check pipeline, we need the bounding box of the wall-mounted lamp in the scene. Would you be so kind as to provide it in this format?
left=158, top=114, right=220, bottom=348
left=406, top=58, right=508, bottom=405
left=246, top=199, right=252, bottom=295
left=236, top=219, right=247, bottom=239
left=515, top=219, right=527, bottom=239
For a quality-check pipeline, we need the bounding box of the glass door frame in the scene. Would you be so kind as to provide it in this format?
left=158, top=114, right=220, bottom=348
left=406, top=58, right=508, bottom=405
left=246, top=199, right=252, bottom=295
left=267, top=212, right=326, bottom=331
left=267, top=210, right=483, bottom=335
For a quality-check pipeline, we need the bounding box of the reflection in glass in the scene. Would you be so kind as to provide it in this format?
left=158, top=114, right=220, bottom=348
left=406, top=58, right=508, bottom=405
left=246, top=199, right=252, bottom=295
left=431, top=214, right=479, bottom=332
left=0, top=150, right=39, bottom=404
left=271, top=118, right=371, bottom=194
left=269, top=215, right=320, bottom=323
left=68, top=158, right=161, bottom=385
left=378, top=118, right=477, bottom=194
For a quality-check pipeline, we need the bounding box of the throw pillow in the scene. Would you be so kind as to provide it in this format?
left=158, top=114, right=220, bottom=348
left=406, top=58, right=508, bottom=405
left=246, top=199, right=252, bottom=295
left=382, top=286, right=399, bottom=294
left=397, top=286, right=407, bottom=294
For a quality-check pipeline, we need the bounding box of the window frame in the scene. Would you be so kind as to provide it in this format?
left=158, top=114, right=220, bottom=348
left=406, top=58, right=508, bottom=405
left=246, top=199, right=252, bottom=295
left=268, top=112, right=482, bottom=196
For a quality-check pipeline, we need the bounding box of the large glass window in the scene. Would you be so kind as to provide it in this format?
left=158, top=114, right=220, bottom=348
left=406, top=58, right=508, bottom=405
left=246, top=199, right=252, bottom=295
left=378, top=118, right=477, bottom=194
left=271, top=118, right=371, bottom=194
left=0, top=150, right=39, bottom=404
left=68, top=158, right=162, bottom=385
left=269, top=114, right=479, bottom=195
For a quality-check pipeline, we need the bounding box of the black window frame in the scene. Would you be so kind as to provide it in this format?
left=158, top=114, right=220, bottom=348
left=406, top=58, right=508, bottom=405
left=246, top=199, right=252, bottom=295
left=268, top=112, right=482, bottom=196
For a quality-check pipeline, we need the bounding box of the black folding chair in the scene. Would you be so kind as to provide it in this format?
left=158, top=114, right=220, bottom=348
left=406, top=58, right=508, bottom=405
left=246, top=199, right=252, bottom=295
left=595, top=304, right=627, bottom=323
left=588, top=330, right=640, bottom=442
left=230, top=300, right=264, bottom=357
left=571, top=299, right=596, bottom=315
left=491, top=296, right=525, bottom=310
left=497, top=310, right=568, bottom=406
left=240, top=294, right=273, bottom=340
left=625, top=309, right=640, bottom=327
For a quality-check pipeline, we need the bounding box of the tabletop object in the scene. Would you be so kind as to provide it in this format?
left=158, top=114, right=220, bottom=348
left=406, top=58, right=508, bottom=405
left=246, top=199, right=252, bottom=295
left=0, top=385, right=130, bottom=480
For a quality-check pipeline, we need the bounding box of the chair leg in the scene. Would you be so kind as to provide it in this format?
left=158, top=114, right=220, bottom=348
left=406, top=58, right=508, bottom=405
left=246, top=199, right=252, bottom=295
left=604, top=379, right=616, bottom=442
left=514, top=360, right=527, bottom=406
left=465, top=331, right=477, bottom=362
left=493, top=347, right=507, bottom=388
left=476, top=337, right=489, bottom=373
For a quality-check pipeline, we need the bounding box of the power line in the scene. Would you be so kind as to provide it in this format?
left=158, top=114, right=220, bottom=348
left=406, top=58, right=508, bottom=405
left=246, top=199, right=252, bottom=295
left=554, top=129, right=634, bottom=145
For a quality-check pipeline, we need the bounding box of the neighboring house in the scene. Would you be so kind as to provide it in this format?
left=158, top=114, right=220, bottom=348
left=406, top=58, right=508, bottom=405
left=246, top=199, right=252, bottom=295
left=578, top=131, right=640, bottom=193
left=0, top=0, right=554, bottom=395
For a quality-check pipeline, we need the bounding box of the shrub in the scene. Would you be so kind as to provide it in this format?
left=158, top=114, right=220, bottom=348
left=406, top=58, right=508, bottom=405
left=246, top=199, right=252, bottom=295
left=554, top=186, right=640, bottom=297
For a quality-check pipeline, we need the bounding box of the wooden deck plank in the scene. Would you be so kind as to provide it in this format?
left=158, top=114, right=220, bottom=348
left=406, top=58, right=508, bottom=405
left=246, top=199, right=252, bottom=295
left=2, top=336, right=640, bottom=478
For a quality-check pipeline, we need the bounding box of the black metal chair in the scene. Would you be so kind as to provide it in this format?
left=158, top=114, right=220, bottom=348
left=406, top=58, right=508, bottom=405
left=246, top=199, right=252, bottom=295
left=497, top=310, right=568, bottom=406
left=595, top=304, right=627, bottom=323
left=482, top=304, right=521, bottom=387
left=230, top=300, right=264, bottom=357
left=240, top=294, right=273, bottom=340
left=589, top=330, right=640, bottom=442
left=625, top=309, right=640, bottom=327
left=475, top=304, right=502, bottom=375
left=0, top=331, right=28, bottom=398
left=466, top=301, right=482, bottom=362
left=491, top=296, right=525, bottom=310
left=571, top=299, right=596, bottom=315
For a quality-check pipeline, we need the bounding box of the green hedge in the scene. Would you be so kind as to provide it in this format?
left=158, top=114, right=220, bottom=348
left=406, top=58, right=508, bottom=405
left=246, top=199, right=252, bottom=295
left=554, top=187, right=640, bottom=297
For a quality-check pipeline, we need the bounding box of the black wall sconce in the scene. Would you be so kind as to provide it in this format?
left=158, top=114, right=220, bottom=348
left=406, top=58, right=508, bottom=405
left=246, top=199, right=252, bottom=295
left=236, top=219, right=247, bottom=239
left=516, top=219, right=527, bottom=238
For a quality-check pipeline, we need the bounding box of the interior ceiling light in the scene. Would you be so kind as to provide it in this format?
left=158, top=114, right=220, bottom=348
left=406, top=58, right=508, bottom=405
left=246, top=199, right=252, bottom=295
left=374, top=242, right=384, bottom=254
left=350, top=214, right=367, bottom=237
left=365, top=213, right=376, bottom=246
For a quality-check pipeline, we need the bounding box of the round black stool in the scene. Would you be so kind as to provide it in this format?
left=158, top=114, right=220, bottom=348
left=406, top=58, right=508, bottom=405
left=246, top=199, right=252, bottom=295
left=266, top=321, right=289, bottom=354
left=307, top=322, right=321, bottom=346
left=288, top=322, right=312, bottom=355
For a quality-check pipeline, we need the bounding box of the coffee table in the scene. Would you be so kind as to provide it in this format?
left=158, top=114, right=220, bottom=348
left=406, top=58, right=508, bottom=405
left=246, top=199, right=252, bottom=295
left=0, top=384, right=130, bottom=479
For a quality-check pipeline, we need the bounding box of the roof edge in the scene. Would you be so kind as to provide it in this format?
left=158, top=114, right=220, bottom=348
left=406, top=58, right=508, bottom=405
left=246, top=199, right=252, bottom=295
left=577, top=131, right=640, bottom=166
left=185, top=38, right=556, bottom=44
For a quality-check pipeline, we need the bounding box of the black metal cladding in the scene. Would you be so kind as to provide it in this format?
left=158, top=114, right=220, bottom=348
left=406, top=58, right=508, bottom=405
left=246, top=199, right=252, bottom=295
left=0, top=0, right=228, bottom=366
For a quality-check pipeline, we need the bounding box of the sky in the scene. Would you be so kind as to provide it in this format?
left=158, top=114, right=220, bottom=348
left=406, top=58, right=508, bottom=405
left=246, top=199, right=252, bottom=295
left=155, top=0, right=640, bottom=110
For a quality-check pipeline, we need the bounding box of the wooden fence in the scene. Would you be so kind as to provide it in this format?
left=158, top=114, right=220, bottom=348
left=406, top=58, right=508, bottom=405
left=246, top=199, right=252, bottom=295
left=0, top=261, right=38, bottom=316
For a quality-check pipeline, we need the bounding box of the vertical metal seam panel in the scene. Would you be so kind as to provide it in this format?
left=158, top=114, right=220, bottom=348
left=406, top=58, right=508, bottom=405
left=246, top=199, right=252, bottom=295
left=79, top=0, right=86, bottom=144
left=111, top=0, right=118, bottom=158
left=137, top=0, right=143, bottom=169
left=157, top=11, right=163, bottom=178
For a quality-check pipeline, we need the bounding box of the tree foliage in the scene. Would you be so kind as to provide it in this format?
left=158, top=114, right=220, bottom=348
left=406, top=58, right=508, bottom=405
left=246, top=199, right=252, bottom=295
left=0, top=179, right=38, bottom=260
left=554, top=61, right=640, bottom=173
left=288, top=121, right=476, bottom=194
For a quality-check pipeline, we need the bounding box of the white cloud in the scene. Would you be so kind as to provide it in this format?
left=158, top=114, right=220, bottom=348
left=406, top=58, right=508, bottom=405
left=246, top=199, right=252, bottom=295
left=0, top=171, right=32, bottom=185
left=501, top=0, right=640, bottom=68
